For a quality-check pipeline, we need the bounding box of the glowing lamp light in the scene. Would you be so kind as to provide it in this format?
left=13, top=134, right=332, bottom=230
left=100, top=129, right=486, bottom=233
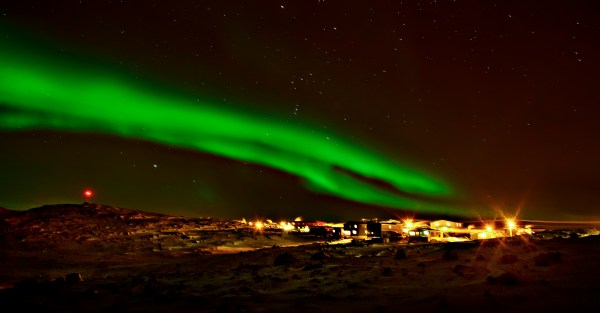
left=83, top=189, right=93, bottom=198
left=279, top=221, right=294, bottom=231
left=506, top=219, right=516, bottom=237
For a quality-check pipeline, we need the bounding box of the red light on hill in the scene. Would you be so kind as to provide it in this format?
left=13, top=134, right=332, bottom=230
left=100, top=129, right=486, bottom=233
left=84, top=189, right=93, bottom=198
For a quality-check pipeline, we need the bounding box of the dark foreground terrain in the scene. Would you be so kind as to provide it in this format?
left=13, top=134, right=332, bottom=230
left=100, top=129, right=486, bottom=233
left=1, top=204, right=599, bottom=312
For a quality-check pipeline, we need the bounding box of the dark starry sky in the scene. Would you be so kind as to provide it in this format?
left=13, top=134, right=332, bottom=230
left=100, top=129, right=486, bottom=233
left=1, top=0, right=599, bottom=221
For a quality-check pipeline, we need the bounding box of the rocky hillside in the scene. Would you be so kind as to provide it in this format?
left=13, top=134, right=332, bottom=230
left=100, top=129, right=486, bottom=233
left=0, top=203, right=303, bottom=254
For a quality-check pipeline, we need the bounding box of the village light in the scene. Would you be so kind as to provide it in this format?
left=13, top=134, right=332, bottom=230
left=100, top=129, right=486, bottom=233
left=280, top=221, right=294, bottom=231
left=506, top=219, right=516, bottom=237
left=255, top=221, right=264, bottom=230
left=486, top=225, right=493, bottom=232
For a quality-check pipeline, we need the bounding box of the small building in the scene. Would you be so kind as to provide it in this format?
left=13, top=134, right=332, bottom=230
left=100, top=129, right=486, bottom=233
left=293, top=220, right=327, bottom=233
left=430, top=220, right=463, bottom=229
left=332, top=226, right=345, bottom=238
left=309, top=226, right=343, bottom=239
left=408, top=227, right=433, bottom=242
left=367, top=220, right=403, bottom=240
left=293, top=220, right=327, bottom=228
left=344, top=221, right=369, bottom=238
left=469, top=229, right=504, bottom=240
left=428, top=226, right=471, bottom=242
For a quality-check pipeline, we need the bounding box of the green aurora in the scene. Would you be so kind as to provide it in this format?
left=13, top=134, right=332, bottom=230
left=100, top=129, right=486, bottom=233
left=0, top=34, right=463, bottom=216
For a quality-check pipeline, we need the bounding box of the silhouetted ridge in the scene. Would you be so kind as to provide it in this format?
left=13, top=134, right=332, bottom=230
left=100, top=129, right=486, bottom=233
left=25, top=203, right=166, bottom=219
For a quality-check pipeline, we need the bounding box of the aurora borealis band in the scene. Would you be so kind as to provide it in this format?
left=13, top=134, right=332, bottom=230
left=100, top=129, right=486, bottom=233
left=0, top=35, right=461, bottom=216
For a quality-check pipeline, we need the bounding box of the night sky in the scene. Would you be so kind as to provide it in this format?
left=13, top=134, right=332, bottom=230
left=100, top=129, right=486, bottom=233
left=1, top=1, right=599, bottom=222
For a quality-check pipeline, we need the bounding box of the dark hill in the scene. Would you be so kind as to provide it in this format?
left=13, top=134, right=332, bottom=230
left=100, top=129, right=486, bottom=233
left=24, top=203, right=166, bottom=219
left=0, top=207, right=19, bottom=216
left=0, top=203, right=241, bottom=252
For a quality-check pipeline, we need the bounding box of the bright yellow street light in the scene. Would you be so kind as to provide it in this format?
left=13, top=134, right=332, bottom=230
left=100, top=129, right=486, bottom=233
left=506, top=219, right=516, bottom=237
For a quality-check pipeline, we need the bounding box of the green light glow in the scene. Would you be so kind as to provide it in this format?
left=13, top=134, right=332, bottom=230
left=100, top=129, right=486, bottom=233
left=0, top=36, right=462, bottom=215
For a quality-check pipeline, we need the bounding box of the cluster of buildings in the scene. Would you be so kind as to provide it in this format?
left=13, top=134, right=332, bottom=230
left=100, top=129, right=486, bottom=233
left=250, top=217, right=533, bottom=243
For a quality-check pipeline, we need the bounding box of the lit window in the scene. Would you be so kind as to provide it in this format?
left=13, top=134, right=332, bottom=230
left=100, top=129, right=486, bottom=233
left=352, top=230, right=357, bottom=235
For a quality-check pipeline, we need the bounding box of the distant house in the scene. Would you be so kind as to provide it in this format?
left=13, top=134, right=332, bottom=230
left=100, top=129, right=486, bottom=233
left=407, top=227, right=433, bottom=242
left=367, top=220, right=403, bottom=240
left=428, top=220, right=473, bottom=242
left=309, top=225, right=343, bottom=239
left=469, top=228, right=505, bottom=240
left=292, top=220, right=326, bottom=228
left=343, top=221, right=369, bottom=238
left=430, top=220, right=463, bottom=229
left=293, top=220, right=326, bottom=233
left=331, top=226, right=345, bottom=238
left=342, top=220, right=404, bottom=241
